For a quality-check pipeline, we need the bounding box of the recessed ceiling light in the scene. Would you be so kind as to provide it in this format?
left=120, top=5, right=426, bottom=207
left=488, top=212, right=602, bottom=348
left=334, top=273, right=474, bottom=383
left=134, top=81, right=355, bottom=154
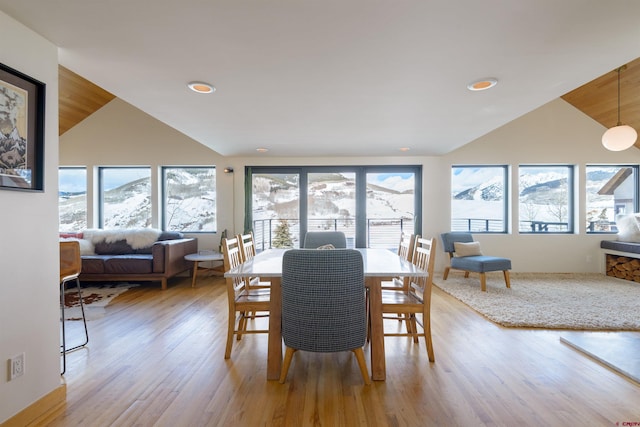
left=256, top=147, right=269, bottom=153
left=187, top=81, right=216, bottom=94
left=467, top=78, right=498, bottom=91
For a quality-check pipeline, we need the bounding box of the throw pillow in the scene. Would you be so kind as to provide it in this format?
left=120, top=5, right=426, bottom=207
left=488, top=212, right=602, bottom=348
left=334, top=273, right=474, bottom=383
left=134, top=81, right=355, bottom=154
left=94, top=239, right=135, bottom=255
left=317, top=244, right=335, bottom=250
left=454, top=241, right=483, bottom=257
left=616, top=213, right=640, bottom=242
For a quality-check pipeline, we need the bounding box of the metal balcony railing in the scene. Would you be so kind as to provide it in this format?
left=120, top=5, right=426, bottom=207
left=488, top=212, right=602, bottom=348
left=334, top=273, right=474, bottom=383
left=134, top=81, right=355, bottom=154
left=252, top=217, right=414, bottom=250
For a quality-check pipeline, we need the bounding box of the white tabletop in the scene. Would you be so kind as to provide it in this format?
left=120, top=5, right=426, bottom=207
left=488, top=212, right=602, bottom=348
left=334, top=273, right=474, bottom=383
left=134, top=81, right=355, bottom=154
left=224, top=248, right=425, bottom=278
left=185, top=251, right=223, bottom=262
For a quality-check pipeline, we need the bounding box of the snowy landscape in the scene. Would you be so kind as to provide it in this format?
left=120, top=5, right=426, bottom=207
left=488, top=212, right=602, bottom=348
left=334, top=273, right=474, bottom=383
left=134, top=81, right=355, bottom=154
left=59, top=168, right=216, bottom=232
left=452, top=166, right=626, bottom=232
left=59, top=166, right=626, bottom=240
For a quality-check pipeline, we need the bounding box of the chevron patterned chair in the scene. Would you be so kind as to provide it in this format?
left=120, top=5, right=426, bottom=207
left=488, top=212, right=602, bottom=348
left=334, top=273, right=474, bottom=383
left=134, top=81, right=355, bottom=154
left=279, top=249, right=370, bottom=385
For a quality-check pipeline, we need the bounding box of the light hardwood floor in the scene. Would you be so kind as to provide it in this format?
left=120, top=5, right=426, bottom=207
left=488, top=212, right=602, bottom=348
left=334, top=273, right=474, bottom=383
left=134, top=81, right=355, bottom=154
left=41, top=275, right=640, bottom=426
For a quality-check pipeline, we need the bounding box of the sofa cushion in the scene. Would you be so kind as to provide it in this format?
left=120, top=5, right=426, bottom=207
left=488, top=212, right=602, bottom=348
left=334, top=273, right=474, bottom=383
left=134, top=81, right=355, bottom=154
left=451, top=255, right=511, bottom=273
left=104, top=255, right=154, bottom=274
left=600, top=240, right=640, bottom=254
left=80, top=256, right=106, bottom=274
left=94, top=239, right=135, bottom=255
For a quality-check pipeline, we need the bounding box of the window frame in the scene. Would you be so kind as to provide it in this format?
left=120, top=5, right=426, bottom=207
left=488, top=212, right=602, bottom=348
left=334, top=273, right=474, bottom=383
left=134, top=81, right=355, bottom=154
left=518, top=164, right=575, bottom=234
left=98, top=166, right=152, bottom=229
left=58, top=166, right=88, bottom=232
left=585, top=164, right=639, bottom=234
left=161, top=165, right=217, bottom=233
left=450, top=164, right=509, bottom=234
left=246, top=165, right=422, bottom=248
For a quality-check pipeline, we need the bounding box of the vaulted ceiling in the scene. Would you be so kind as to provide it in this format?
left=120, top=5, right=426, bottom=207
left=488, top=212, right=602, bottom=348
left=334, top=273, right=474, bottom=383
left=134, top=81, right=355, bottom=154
left=60, top=58, right=640, bottom=150
left=58, top=66, right=115, bottom=135
left=561, top=57, right=640, bottom=149
left=5, top=1, right=638, bottom=156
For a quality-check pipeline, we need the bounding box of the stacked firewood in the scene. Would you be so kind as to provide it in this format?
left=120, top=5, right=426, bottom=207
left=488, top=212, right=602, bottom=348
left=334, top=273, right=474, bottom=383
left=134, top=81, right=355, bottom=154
left=605, top=254, right=640, bottom=282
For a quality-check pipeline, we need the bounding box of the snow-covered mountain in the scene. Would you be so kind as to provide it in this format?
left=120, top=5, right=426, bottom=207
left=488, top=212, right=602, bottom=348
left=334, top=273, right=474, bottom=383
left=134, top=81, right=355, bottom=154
left=59, top=167, right=623, bottom=235
left=452, top=167, right=623, bottom=230
left=253, top=172, right=414, bottom=221
left=59, top=169, right=216, bottom=232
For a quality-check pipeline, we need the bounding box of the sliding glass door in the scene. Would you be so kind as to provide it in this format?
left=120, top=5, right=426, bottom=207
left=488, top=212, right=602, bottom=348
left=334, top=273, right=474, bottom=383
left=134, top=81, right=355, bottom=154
left=248, top=166, right=421, bottom=249
left=366, top=172, right=415, bottom=248
left=307, top=172, right=356, bottom=247
left=251, top=172, right=300, bottom=249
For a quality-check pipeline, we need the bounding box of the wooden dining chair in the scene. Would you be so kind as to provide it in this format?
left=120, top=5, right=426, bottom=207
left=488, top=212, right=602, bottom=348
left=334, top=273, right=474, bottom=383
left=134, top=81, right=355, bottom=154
left=237, top=231, right=270, bottom=290
left=372, top=232, right=419, bottom=335
left=222, top=236, right=270, bottom=359
left=60, top=240, right=89, bottom=374
left=381, top=232, right=418, bottom=292
left=279, top=249, right=370, bottom=385
left=380, top=236, right=437, bottom=362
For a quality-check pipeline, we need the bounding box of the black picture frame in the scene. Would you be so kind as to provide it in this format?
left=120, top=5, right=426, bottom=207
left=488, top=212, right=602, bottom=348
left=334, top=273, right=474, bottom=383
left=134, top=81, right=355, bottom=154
left=0, top=62, right=45, bottom=192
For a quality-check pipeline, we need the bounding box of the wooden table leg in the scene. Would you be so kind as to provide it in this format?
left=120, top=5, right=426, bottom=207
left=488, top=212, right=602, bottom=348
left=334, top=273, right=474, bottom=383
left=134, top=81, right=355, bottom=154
left=367, top=277, right=386, bottom=380
left=191, top=261, right=199, bottom=288
left=266, top=277, right=282, bottom=380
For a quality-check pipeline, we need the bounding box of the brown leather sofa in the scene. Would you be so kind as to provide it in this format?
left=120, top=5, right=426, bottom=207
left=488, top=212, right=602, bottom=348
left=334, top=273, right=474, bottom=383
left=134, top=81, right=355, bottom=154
left=76, top=231, right=197, bottom=290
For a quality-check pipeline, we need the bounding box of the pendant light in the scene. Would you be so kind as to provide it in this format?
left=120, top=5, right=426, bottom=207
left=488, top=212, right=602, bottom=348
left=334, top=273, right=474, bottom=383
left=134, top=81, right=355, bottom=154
left=602, top=65, right=637, bottom=151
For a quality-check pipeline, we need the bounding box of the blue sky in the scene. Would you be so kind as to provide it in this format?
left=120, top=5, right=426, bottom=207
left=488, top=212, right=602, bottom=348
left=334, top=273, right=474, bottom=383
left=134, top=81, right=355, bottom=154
left=59, top=167, right=150, bottom=192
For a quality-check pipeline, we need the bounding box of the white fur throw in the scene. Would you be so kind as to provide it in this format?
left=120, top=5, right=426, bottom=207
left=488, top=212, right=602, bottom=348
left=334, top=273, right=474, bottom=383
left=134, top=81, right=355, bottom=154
left=83, top=228, right=163, bottom=250
left=615, top=214, right=640, bottom=242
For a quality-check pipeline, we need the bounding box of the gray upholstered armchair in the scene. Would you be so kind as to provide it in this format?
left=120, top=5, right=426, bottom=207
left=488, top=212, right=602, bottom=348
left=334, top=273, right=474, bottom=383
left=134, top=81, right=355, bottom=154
left=440, top=232, right=511, bottom=292
left=302, top=231, right=347, bottom=248
left=279, top=249, right=370, bottom=384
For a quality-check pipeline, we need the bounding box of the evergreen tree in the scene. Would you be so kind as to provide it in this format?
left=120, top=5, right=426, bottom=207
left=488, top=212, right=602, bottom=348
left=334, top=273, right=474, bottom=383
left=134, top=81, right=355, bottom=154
left=272, top=219, right=294, bottom=248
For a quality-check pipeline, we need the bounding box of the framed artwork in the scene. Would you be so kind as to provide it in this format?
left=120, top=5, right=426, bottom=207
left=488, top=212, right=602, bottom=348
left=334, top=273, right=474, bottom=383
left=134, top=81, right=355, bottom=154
left=0, top=62, right=45, bottom=192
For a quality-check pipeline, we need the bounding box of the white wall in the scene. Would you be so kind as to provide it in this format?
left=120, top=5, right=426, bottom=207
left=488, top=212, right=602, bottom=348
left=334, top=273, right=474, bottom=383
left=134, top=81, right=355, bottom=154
left=60, top=98, right=228, bottom=251
left=62, top=84, right=640, bottom=276
left=222, top=99, right=640, bottom=273
left=0, top=11, right=60, bottom=423
left=440, top=98, right=640, bottom=272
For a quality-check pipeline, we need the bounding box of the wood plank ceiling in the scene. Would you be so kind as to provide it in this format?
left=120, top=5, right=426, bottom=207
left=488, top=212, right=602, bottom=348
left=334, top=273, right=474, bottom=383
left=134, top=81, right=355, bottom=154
left=58, top=65, right=115, bottom=135
left=561, top=57, right=640, bottom=149
left=59, top=60, right=640, bottom=147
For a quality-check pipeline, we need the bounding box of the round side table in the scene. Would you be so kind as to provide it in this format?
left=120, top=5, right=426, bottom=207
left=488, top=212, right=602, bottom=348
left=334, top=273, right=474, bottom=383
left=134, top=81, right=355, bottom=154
left=184, top=251, right=224, bottom=287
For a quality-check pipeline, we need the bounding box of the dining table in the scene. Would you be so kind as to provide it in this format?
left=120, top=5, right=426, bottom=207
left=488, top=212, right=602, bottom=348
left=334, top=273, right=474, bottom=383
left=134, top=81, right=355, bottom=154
left=224, top=247, right=428, bottom=381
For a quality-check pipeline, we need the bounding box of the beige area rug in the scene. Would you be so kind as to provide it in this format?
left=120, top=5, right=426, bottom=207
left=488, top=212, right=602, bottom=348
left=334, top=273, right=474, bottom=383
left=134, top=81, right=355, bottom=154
left=434, top=273, right=640, bottom=330
left=64, top=282, right=138, bottom=320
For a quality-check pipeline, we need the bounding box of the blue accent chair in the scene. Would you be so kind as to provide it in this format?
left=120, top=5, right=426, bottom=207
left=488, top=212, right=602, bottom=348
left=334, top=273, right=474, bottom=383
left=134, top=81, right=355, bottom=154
left=279, top=249, right=370, bottom=384
left=303, top=231, right=347, bottom=248
left=440, top=232, right=511, bottom=292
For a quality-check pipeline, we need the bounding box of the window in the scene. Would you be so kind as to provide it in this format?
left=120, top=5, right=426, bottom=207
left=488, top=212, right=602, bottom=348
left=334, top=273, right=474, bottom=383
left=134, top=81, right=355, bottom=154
left=162, top=166, right=216, bottom=232
left=252, top=171, right=301, bottom=249
left=451, top=165, right=508, bottom=233
left=59, top=167, right=87, bottom=232
left=586, top=165, right=638, bottom=233
left=366, top=172, right=415, bottom=247
left=308, top=172, right=356, bottom=246
left=248, top=166, right=421, bottom=249
left=99, top=167, right=151, bottom=228
left=518, top=165, right=574, bottom=233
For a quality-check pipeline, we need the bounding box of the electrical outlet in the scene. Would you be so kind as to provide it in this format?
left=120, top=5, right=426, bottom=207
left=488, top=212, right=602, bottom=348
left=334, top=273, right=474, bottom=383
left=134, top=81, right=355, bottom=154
left=9, top=353, right=25, bottom=380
